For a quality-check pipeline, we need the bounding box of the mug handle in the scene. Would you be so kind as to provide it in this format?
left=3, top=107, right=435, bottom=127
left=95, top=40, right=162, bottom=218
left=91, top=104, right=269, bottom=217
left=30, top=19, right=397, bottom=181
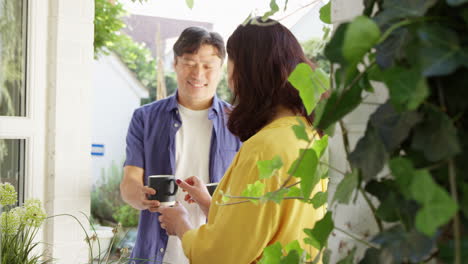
left=167, top=179, right=178, bottom=196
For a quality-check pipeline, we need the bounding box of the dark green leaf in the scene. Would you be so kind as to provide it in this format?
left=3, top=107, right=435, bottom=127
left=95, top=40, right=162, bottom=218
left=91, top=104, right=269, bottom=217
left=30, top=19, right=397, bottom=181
left=343, top=16, right=381, bottom=64
left=309, top=191, right=328, bottom=209
left=337, top=247, right=356, bottom=264
left=315, top=79, right=363, bottom=132
left=290, top=149, right=319, bottom=198
left=303, top=212, right=334, bottom=250
left=370, top=102, right=421, bottom=152
left=257, top=155, right=284, bottom=179
left=359, top=248, right=394, bottom=264
left=374, top=0, right=437, bottom=26
left=371, top=225, right=436, bottom=262
left=461, top=183, right=468, bottom=219
left=447, top=0, right=468, bottom=6
left=259, top=242, right=282, bottom=264
left=438, top=238, right=468, bottom=263
left=382, top=66, right=428, bottom=111
left=332, top=170, right=358, bottom=204
left=411, top=106, right=461, bottom=162
left=349, top=125, right=388, bottom=181
left=288, top=63, right=329, bottom=115
left=417, top=25, right=462, bottom=76
left=185, top=0, right=194, bottom=9
left=319, top=2, right=331, bottom=24
left=376, top=27, right=411, bottom=69
left=325, top=23, right=349, bottom=64
left=410, top=171, right=458, bottom=236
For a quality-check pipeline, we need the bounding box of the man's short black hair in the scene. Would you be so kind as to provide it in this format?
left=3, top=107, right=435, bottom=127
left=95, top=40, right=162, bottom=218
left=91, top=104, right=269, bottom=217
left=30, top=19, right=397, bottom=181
left=173, top=27, right=226, bottom=61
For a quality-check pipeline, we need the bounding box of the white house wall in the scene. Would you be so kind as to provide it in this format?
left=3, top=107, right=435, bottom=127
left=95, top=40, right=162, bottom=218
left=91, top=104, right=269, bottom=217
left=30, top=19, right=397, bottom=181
left=44, top=0, right=94, bottom=262
left=92, top=53, right=148, bottom=186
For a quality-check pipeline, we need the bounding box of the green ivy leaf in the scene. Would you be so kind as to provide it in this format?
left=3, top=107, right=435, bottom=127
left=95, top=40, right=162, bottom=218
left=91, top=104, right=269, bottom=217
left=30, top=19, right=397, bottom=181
left=314, top=80, right=363, bottom=132
left=259, top=242, right=283, bottom=264
left=417, top=25, right=462, bottom=76
left=411, top=105, right=461, bottom=162
left=288, top=63, right=329, bottom=115
left=284, top=240, right=306, bottom=256
left=241, top=181, right=266, bottom=205
left=382, top=66, right=429, bottom=111
left=289, top=149, right=319, bottom=198
left=185, top=0, right=194, bottom=9
left=389, top=157, right=415, bottom=198
left=337, top=247, right=356, bottom=264
left=349, top=125, right=388, bottom=181
left=304, top=212, right=334, bottom=250
left=309, top=191, right=328, bottom=209
left=447, top=0, right=468, bottom=7
left=325, top=23, right=349, bottom=65
left=257, top=155, right=284, bottom=179
left=410, top=171, right=458, bottom=236
left=263, top=189, right=289, bottom=204
left=312, top=135, right=328, bottom=158
left=319, top=2, right=331, bottom=24
left=322, top=249, right=332, bottom=264
left=292, top=118, right=310, bottom=142
left=343, top=16, right=381, bottom=64
left=262, top=0, right=280, bottom=21
left=286, top=186, right=303, bottom=198
left=374, top=0, right=437, bottom=26
left=333, top=170, right=358, bottom=204
left=280, top=250, right=300, bottom=264
left=370, top=102, right=422, bottom=152
left=371, top=225, right=436, bottom=262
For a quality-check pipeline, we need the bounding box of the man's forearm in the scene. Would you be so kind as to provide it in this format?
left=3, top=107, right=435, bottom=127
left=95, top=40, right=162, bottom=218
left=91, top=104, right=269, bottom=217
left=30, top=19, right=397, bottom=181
left=120, top=178, right=144, bottom=210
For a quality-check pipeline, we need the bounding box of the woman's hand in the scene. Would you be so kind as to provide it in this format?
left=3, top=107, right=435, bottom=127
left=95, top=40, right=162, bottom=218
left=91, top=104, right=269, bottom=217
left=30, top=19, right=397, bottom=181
left=158, top=202, right=193, bottom=238
left=177, top=176, right=212, bottom=216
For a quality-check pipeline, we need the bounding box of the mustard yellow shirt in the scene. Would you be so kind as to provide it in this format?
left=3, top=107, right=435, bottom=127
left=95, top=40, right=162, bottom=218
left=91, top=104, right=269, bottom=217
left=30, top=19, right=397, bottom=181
left=182, top=116, right=327, bottom=264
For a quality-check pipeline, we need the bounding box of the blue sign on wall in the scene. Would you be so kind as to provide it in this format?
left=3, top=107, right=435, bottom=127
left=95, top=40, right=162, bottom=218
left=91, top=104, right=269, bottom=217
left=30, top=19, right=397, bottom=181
left=91, top=144, right=105, bottom=156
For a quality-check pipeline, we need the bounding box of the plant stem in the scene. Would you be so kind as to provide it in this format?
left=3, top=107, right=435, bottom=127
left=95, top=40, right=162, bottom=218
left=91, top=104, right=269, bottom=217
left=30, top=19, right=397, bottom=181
left=319, top=161, right=347, bottom=176
left=359, top=187, right=383, bottom=232
left=334, top=226, right=378, bottom=249
left=448, top=159, right=461, bottom=264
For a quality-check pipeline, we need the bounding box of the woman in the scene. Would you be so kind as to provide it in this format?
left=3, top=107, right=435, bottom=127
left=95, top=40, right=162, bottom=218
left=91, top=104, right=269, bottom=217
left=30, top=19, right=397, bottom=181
left=157, top=17, right=327, bottom=264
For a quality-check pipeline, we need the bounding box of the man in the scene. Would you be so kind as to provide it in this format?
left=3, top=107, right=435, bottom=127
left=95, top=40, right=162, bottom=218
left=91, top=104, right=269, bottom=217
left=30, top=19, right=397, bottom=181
left=120, top=27, right=241, bottom=264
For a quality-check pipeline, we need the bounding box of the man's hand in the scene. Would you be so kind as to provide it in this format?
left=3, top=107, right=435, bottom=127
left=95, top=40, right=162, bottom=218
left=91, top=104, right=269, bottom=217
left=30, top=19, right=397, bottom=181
left=121, top=166, right=160, bottom=211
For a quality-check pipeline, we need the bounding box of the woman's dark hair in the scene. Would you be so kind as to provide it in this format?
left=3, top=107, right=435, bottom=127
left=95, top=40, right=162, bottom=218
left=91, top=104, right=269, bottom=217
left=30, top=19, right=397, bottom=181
left=226, top=17, right=315, bottom=142
left=173, top=26, right=226, bottom=61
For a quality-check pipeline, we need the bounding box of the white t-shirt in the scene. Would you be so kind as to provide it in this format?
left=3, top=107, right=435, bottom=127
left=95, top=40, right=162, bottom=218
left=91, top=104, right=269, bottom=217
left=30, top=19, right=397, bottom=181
left=162, top=104, right=212, bottom=264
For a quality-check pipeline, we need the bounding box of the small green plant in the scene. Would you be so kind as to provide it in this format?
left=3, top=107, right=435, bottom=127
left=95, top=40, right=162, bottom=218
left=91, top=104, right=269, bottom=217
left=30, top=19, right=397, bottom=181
left=0, top=182, right=48, bottom=264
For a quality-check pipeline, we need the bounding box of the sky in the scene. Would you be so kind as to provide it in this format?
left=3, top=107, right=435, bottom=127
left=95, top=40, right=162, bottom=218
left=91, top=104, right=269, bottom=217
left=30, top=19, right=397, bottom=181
left=120, top=0, right=327, bottom=40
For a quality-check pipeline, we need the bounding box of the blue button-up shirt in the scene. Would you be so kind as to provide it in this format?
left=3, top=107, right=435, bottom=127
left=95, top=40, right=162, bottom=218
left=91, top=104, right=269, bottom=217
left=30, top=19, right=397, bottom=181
left=124, top=94, right=241, bottom=264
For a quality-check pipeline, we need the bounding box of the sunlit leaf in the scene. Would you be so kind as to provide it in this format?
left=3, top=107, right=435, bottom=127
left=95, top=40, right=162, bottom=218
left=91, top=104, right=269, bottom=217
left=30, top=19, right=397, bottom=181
left=262, top=189, right=289, bottom=204
left=185, top=0, right=194, bottom=9
left=288, top=63, right=329, bottom=115
left=241, top=181, right=266, bottom=205
left=382, top=66, right=429, bottom=111
left=410, top=171, right=458, bottom=236
left=292, top=118, right=310, bottom=142
left=309, top=191, right=328, bottom=209
left=304, top=212, right=334, bottom=249
left=262, top=0, right=280, bottom=21
left=289, top=149, right=319, bottom=198
left=257, top=155, right=284, bottom=179
left=280, top=250, right=300, bottom=264
left=286, top=186, right=303, bottom=198
left=312, top=135, right=328, bottom=158
left=319, top=2, right=331, bottom=24
left=333, top=170, right=358, bottom=204
left=259, top=242, right=282, bottom=264
left=343, top=16, right=381, bottom=64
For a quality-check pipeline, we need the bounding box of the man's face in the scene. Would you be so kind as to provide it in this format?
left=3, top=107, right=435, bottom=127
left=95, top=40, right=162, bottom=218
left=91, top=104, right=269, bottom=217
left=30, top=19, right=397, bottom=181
left=174, top=44, right=223, bottom=109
